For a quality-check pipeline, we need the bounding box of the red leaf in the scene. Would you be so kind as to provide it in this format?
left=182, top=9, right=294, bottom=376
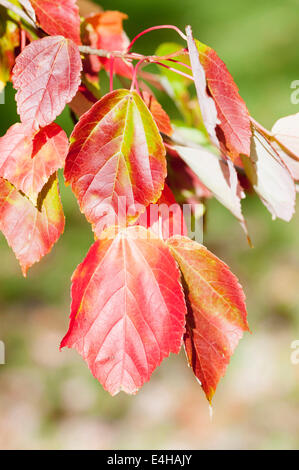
left=12, top=35, right=82, bottom=129
left=136, top=184, right=188, bottom=239
left=142, top=91, right=173, bottom=136
left=167, top=236, right=249, bottom=402
left=61, top=225, right=187, bottom=395
left=64, top=89, right=167, bottom=237
left=85, top=11, right=133, bottom=79
left=0, top=122, right=68, bottom=204
left=0, top=174, right=64, bottom=276
left=31, top=0, right=81, bottom=45
left=196, top=40, right=251, bottom=160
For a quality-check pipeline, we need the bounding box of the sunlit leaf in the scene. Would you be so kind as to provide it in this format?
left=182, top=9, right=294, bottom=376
left=0, top=122, right=68, bottom=204
left=12, top=35, right=82, bottom=129
left=61, top=225, right=187, bottom=395
left=65, top=89, right=167, bottom=237
left=142, top=91, right=173, bottom=136
left=167, top=235, right=249, bottom=402
left=0, top=173, right=64, bottom=276
left=31, top=0, right=81, bottom=44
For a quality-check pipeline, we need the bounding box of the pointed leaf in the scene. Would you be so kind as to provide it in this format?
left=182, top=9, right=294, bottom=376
left=0, top=174, right=64, bottom=276
left=195, top=39, right=251, bottom=160
left=64, top=89, right=167, bottom=237
left=186, top=26, right=219, bottom=147
left=31, top=0, right=81, bottom=44
left=0, top=122, right=68, bottom=204
left=12, top=35, right=82, bottom=129
left=243, top=130, right=296, bottom=221
left=167, top=236, right=249, bottom=402
left=61, top=225, right=187, bottom=395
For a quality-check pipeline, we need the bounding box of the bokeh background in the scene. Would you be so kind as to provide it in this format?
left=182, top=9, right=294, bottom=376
left=0, top=0, right=299, bottom=450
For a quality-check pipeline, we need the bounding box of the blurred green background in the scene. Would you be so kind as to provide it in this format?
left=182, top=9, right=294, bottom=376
left=0, top=0, right=299, bottom=450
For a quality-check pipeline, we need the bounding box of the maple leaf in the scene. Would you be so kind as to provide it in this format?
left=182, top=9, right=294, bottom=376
left=12, top=35, right=82, bottom=129
left=195, top=38, right=251, bottom=160
left=30, top=0, right=81, bottom=45
left=243, top=129, right=296, bottom=222
left=136, top=184, right=188, bottom=240
left=64, top=89, right=167, bottom=237
left=167, top=236, right=249, bottom=402
left=0, top=122, right=68, bottom=204
left=85, top=10, right=133, bottom=79
left=0, top=173, right=64, bottom=276
left=61, top=225, right=187, bottom=395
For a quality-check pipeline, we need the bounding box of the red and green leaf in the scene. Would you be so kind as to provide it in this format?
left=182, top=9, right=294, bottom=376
left=12, top=35, right=82, bottom=129
left=0, top=173, right=64, bottom=276
left=31, top=0, right=81, bottom=45
left=195, top=38, right=251, bottom=160
left=167, top=236, right=249, bottom=402
left=61, top=225, right=187, bottom=395
left=64, top=89, right=167, bottom=237
left=0, top=122, right=68, bottom=204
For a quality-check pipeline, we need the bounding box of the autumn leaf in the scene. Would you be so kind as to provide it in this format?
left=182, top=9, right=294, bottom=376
left=136, top=184, right=187, bottom=240
left=243, top=129, right=296, bottom=222
left=61, top=225, right=187, bottom=395
left=167, top=236, right=249, bottom=402
left=0, top=173, right=64, bottom=276
left=0, top=122, right=68, bottom=204
left=64, top=89, right=167, bottom=237
left=12, top=35, right=82, bottom=129
left=194, top=38, right=251, bottom=160
left=85, top=10, right=133, bottom=79
left=31, top=0, right=81, bottom=45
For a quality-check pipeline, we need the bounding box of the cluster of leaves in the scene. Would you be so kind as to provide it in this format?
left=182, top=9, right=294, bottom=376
left=0, top=0, right=298, bottom=401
